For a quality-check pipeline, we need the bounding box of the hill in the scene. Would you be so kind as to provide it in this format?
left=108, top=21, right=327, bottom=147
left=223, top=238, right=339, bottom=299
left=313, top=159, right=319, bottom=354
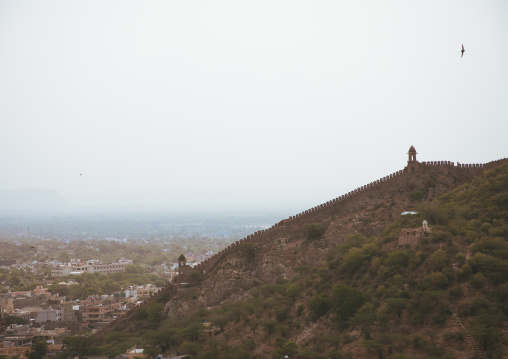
left=63, top=150, right=508, bottom=359
left=0, top=188, right=74, bottom=214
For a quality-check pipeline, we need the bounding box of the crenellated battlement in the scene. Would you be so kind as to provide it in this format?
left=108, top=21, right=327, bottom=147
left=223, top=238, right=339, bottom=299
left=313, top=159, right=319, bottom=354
left=191, top=149, right=508, bottom=278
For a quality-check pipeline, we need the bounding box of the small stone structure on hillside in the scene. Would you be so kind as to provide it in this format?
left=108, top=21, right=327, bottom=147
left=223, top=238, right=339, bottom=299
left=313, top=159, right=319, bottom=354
left=398, top=220, right=431, bottom=247
left=198, top=321, right=221, bottom=341
left=176, top=254, right=196, bottom=284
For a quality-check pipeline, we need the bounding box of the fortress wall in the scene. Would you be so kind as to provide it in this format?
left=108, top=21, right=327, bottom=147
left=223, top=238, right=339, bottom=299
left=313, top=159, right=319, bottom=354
left=194, top=159, right=507, bottom=278
left=195, top=168, right=412, bottom=277
left=418, top=159, right=508, bottom=171
left=483, top=158, right=508, bottom=171
left=194, top=221, right=287, bottom=276
left=420, top=160, right=484, bottom=171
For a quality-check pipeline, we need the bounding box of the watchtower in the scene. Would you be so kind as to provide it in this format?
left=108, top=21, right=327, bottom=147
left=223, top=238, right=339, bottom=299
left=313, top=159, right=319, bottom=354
left=408, top=146, right=417, bottom=163
left=178, top=254, right=187, bottom=275
left=406, top=146, right=419, bottom=172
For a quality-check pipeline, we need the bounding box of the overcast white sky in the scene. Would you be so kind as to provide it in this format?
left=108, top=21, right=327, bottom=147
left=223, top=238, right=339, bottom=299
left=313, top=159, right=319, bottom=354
left=1, top=1, right=507, bottom=209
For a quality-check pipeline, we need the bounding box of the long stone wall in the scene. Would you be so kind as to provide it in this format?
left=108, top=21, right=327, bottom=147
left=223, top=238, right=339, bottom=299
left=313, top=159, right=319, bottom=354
left=420, top=158, right=508, bottom=170
left=420, top=160, right=483, bottom=169
left=192, top=158, right=508, bottom=278
left=483, top=157, right=508, bottom=171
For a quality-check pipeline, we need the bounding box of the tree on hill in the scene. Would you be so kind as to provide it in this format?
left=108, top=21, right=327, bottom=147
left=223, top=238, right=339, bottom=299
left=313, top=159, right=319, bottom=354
left=27, top=341, right=47, bottom=359
left=303, top=223, right=326, bottom=240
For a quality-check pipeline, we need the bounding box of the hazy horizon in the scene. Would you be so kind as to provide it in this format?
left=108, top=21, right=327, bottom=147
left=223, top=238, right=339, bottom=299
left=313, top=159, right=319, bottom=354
left=1, top=1, right=507, bottom=213
left=0, top=186, right=352, bottom=215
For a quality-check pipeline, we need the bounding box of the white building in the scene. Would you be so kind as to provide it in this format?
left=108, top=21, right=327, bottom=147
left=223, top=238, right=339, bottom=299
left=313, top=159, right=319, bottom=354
left=35, top=307, right=62, bottom=323
left=51, top=259, right=133, bottom=277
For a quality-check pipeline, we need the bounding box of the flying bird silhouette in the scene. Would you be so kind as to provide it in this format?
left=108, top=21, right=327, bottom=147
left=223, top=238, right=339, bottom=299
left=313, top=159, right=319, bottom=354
left=461, top=44, right=465, bottom=57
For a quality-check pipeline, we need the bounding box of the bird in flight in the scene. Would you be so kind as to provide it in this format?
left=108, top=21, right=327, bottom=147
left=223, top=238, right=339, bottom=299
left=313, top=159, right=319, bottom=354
left=461, top=44, right=465, bottom=57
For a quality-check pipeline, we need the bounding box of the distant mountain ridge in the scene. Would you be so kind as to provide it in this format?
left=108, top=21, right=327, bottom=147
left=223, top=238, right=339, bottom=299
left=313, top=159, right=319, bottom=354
left=0, top=188, right=74, bottom=214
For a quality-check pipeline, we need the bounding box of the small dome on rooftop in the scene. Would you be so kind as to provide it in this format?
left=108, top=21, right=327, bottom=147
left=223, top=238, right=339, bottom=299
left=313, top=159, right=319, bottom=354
left=178, top=254, right=186, bottom=261
left=408, top=146, right=417, bottom=153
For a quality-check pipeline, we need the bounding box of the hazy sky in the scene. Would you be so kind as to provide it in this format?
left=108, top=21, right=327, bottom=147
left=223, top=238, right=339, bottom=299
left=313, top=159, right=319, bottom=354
left=1, top=1, right=507, bottom=209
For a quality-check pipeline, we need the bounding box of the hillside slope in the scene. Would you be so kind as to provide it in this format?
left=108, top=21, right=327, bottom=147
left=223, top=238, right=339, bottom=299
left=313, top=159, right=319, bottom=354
left=165, top=162, right=485, bottom=316
left=74, top=158, right=507, bottom=359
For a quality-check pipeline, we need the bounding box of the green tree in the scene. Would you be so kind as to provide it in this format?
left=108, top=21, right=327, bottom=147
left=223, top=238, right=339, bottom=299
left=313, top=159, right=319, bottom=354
left=146, top=302, right=164, bottom=323
left=240, top=243, right=257, bottom=263
left=384, top=297, right=407, bottom=320
left=342, top=247, right=369, bottom=274
left=470, top=308, right=504, bottom=350
left=62, top=332, right=99, bottom=358
left=423, top=271, right=449, bottom=290
left=285, top=283, right=302, bottom=299
left=27, top=341, right=48, bottom=359
left=362, top=340, right=385, bottom=359
left=332, top=284, right=366, bottom=323
left=271, top=341, right=298, bottom=359
left=308, top=293, right=330, bottom=319
left=411, top=189, right=423, bottom=201
left=148, top=328, right=179, bottom=352
left=2, top=315, right=29, bottom=326
left=303, top=223, right=326, bottom=240
left=430, top=249, right=447, bottom=271
left=468, top=253, right=508, bottom=285
left=338, top=233, right=368, bottom=254
left=263, top=319, right=277, bottom=335
left=125, top=264, right=146, bottom=274
left=382, top=251, right=409, bottom=278
left=48, top=282, right=69, bottom=298
left=351, top=303, right=377, bottom=340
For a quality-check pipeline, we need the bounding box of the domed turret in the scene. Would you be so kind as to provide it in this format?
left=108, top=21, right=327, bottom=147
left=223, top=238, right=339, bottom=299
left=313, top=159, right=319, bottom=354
left=178, top=254, right=187, bottom=272
left=408, top=146, right=417, bottom=162
left=178, top=254, right=186, bottom=262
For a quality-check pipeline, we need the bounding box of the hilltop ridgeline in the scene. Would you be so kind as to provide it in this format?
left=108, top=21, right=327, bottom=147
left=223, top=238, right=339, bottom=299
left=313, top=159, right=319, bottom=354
left=188, top=153, right=506, bottom=284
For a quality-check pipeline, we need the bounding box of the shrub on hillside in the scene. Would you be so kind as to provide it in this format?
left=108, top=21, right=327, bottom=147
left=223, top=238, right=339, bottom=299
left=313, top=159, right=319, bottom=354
left=263, top=319, right=278, bottom=335
left=332, top=284, right=366, bottom=323
left=303, top=223, right=326, bottom=240
left=240, top=243, right=257, bottom=263
left=308, top=293, right=330, bottom=319
left=285, top=283, right=302, bottom=299
left=411, top=189, right=424, bottom=201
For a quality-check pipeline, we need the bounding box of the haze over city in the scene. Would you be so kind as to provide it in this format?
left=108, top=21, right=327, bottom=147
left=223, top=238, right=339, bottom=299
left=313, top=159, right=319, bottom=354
left=1, top=1, right=507, bottom=213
